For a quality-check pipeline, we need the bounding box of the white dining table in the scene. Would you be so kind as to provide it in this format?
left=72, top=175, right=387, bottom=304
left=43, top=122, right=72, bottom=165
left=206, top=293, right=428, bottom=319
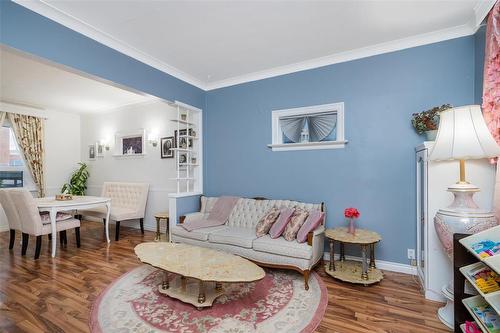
left=35, top=195, right=111, bottom=257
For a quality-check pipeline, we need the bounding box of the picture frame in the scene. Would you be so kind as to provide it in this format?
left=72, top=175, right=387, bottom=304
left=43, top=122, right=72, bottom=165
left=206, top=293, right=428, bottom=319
left=88, top=144, right=96, bottom=160
left=114, top=129, right=146, bottom=156
left=97, top=142, right=104, bottom=157
left=174, top=128, right=195, bottom=148
left=160, top=136, right=174, bottom=158
left=179, top=153, right=187, bottom=164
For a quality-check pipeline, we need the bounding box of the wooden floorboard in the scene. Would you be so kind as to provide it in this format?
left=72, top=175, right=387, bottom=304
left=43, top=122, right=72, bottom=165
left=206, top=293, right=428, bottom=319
left=0, top=221, right=448, bottom=333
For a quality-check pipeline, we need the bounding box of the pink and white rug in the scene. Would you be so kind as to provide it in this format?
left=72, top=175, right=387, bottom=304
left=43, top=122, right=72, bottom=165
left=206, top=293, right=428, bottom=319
left=90, top=265, right=327, bottom=333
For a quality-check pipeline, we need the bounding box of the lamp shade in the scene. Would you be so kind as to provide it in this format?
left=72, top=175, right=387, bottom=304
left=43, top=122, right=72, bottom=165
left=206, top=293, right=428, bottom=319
left=429, top=105, right=500, bottom=161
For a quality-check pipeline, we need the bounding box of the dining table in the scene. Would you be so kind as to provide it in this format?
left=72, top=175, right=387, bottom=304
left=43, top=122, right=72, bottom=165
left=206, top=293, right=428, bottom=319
left=35, top=195, right=111, bottom=257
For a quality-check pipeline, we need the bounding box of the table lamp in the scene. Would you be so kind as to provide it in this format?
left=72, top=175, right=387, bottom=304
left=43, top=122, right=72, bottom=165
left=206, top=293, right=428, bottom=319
left=429, top=104, right=500, bottom=329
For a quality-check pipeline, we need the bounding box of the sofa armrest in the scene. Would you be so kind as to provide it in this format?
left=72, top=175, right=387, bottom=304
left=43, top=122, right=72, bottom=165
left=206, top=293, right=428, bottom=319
left=308, top=226, right=325, bottom=266
left=179, top=212, right=205, bottom=224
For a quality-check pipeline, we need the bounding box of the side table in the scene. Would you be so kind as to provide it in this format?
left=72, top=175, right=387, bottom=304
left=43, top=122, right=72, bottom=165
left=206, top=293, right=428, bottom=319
left=154, top=212, right=169, bottom=242
left=325, top=227, right=383, bottom=285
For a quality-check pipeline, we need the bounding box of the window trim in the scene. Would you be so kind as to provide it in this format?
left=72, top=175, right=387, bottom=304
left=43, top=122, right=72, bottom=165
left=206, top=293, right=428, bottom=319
left=268, top=102, right=347, bottom=151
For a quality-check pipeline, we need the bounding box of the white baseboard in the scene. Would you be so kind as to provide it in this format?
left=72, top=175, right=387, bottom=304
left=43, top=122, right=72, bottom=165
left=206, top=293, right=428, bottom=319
left=323, top=252, right=417, bottom=276
left=0, top=225, right=9, bottom=233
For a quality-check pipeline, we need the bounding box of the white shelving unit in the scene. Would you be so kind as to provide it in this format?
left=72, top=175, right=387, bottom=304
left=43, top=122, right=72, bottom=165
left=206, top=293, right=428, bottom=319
left=170, top=101, right=203, bottom=195
left=458, top=226, right=500, bottom=332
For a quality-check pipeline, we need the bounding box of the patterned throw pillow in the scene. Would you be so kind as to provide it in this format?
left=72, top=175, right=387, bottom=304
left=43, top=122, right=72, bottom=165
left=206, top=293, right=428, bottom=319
left=283, top=208, right=309, bottom=241
left=255, top=207, right=281, bottom=237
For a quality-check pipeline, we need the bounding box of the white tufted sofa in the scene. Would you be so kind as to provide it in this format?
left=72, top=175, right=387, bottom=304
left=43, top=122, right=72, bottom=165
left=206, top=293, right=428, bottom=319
left=79, top=182, right=149, bottom=240
left=171, top=196, right=325, bottom=290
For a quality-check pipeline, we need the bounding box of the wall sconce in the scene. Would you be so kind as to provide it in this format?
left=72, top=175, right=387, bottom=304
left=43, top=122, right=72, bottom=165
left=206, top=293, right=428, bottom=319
left=148, top=131, right=159, bottom=147
left=100, top=138, right=110, bottom=151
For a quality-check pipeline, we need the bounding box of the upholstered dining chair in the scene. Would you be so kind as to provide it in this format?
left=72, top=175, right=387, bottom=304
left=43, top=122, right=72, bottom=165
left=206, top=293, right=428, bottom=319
left=0, top=189, right=23, bottom=250
left=8, top=189, right=81, bottom=259
left=79, top=182, right=149, bottom=241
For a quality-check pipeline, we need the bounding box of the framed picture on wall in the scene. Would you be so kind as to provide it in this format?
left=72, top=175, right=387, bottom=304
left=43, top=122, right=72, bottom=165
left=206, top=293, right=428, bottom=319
left=160, top=136, right=174, bottom=158
left=114, top=129, right=146, bottom=156
left=97, top=143, right=104, bottom=157
left=88, top=144, right=96, bottom=160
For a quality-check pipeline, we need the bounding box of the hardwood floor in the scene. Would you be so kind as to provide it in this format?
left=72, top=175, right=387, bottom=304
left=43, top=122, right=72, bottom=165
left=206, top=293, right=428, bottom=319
left=0, top=221, right=448, bottom=333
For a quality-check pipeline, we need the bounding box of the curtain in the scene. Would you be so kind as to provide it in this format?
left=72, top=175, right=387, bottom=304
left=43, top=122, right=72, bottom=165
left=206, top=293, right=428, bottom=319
left=280, top=112, right=337, bottom=143
left=483, top=2, right=500, bottom=220
left=0, top=112, right=5, bottom=127
left=7, top=113, right=45, bottom=197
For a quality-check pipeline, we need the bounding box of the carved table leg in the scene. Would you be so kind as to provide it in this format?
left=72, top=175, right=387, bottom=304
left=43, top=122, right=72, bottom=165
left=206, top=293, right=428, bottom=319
left=198, top=281, right=206, bottom=304
left=340, top=243, right=345, bottom=261
left=329, top=240, right=335, bottom=271
left=162, top=271, right=169, bottom=290
left=215, top=282, right=222, bottom=291
left=369, top=243, right=376, bottom=269
left=361, top=245, right=368, bottom=280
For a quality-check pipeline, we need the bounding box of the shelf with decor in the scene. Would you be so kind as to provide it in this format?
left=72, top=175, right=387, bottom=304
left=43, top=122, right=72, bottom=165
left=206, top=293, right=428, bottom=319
left=454, top=230, right=500, bottom=333
left=169, top=101, right=203, bottom=195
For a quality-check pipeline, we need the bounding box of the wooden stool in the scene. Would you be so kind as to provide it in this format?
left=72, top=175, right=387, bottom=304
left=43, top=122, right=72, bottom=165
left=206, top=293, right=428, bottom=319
left=154, top=212, right=169, bottom=241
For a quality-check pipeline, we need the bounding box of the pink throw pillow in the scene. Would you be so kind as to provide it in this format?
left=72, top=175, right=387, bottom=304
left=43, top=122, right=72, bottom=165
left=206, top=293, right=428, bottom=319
left=269, top=208, right=294, bottom=238
left=296, top=210, right=324, bottom=243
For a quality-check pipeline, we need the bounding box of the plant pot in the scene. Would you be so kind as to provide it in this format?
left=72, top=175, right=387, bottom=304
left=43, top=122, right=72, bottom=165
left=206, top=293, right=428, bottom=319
left=425, top=130, right=438, bottom=141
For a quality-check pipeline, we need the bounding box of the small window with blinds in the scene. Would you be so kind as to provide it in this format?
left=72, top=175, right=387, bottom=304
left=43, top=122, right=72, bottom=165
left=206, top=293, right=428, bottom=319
left=268, top=102, right=346, bottom=151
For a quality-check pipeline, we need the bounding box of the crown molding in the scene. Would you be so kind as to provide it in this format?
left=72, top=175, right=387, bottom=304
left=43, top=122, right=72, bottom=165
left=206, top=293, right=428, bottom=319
left=13, top=0, right=208, bottom=90
left=205, top=23, right=474, bottom=90
left=14, top=0, right=496, bottom=92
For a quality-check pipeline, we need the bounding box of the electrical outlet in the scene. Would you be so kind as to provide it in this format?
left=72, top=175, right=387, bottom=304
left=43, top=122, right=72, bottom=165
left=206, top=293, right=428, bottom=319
left=407, top=248, right=416, bottom=260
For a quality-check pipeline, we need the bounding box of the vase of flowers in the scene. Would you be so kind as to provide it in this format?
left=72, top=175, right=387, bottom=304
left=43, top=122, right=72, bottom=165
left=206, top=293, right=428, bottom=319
left=411, top=104, right=452, bottom=141
left=344, top=207, right=360, bottom=235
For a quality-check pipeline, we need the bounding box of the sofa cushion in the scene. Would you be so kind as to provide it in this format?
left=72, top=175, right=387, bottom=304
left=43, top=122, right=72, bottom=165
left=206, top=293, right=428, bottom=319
left=200, top=196, right=220, bottom=214
left=253, top=235, right=313, bottom=260
left=208, top=227, right=257, bottom=248
left=79, top=206, right=136, bottom=221
left=283, top=208, right=309, bottom=241
left=171, top=224, right=228, bottom=241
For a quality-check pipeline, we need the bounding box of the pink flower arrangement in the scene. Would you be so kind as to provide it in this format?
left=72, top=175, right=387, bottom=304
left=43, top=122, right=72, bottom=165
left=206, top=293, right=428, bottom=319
left=344, top=207, right=360, bottom=219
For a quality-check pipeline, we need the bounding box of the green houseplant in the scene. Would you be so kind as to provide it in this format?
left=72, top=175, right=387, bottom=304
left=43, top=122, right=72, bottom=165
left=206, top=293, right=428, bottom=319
left=61, top=162, right=90, bottom=195
left=411, top=104, right=452, bottom=140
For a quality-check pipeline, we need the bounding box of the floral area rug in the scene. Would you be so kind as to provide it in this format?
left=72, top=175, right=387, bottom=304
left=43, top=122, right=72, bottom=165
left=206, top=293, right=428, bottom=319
left=90, top=265, right=327, bottom=333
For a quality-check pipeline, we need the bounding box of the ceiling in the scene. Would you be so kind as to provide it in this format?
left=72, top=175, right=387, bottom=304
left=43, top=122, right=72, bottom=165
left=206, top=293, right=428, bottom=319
left=0, top=47, right=152, bottom=114
left=14, top=0, right=495, bottom=90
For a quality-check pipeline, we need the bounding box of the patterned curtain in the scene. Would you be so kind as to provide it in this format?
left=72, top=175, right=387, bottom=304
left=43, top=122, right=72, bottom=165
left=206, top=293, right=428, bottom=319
left=482, top=2, right=500, bottom=220
left=7, top=113, right=45, bottom=197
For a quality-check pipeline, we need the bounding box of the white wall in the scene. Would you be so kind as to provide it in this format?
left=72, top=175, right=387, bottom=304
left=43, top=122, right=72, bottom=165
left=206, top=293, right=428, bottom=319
left=80, top=100, right=178, bottom=232
left=0, top=109, right=81, bottom=231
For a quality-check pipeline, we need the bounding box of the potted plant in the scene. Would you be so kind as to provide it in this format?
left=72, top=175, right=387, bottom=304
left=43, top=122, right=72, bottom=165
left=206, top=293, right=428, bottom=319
left=411, top=104, right=452, bottom=141
left=61, top=162, right=90, bottom=195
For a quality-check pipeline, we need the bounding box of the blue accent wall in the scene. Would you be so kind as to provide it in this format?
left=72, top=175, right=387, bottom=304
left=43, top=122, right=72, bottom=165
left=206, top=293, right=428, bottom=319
left=474, top=25, right=486, bottom=105
left=205, top=37, right=476, bottom=264
left=0, top=1, right=205, bottom=108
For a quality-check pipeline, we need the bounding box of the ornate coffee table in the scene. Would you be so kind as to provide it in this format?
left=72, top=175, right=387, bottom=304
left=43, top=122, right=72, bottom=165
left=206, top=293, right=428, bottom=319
left=134, top=242, right=265, bottom=308
left=324, top=227, right=383, bottom=285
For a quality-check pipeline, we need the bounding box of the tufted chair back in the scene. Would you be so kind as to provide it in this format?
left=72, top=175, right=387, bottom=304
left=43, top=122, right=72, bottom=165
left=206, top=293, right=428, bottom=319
left=0, top=189, right=23, bottom=231
left=101, top=182, right=149, bottom=215
left=227, top=198, right=321, bottom=229
left=9, top=189, right=45, bottom=236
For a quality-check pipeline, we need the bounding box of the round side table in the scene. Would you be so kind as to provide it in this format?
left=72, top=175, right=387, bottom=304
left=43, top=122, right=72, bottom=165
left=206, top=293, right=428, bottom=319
left=325, top=227, right=383, bottom=285
left=154, top=212, right=169, bottom=242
